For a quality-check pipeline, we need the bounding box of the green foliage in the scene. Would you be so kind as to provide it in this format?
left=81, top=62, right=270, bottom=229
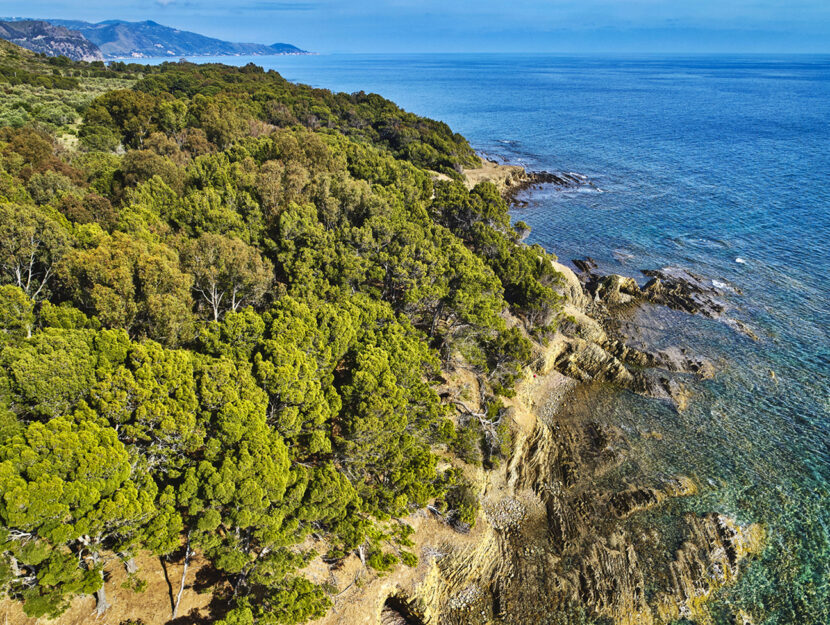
left=197, top=307, right=265, bottom=361
left=0, top=42, right=136, bottom=135
left=453, top=418, right=483, bottom=466
left=486, top=326, right=533, bottom=397
left=0, top=203, right=71, bottom=301
left=110, top=61, right=479, bottom=175
left=0, top=46, right=556, bottom=624
left=432, top=180, right=564, bottom=331
left=1, top=329, right=98, bottom=419
left=367, top=549, right=399, bottom=572
left=0, top=285, right=34, bottom=338
left=27, top=170, right=76, bottom=205
left=56, top=232, right=195, bottom=345
left=0, top=414, right=153, bottom=544
left=441, top=468, right=480, bottom=528
left=181, top=233, right=273, bottom=321
left=399, top=550, right=418, bottom=567
left=0, top=414, right=155, bottom=616
left=85, top=89, right=157, bottom=150
left=0, top=64, right=79, bottom=90
left=38, top=300, right=101, bottom=331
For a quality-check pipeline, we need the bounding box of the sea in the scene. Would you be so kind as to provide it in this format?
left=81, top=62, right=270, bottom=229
left=143, top=53, right=830, bottom=624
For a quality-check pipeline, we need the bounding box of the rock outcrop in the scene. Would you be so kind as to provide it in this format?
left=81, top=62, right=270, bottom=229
left=641, top=266, right=732, bottom=318
left=574, top=260, right=759, bottom=340
left=552, top=300, right=712, bottom=410
left=462, top=157, right=595, bottom=199
left=397, top=392, right=762, bottom=625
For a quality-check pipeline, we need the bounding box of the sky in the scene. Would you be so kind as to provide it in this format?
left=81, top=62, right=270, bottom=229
left=2, top=0, right=829, bottom=54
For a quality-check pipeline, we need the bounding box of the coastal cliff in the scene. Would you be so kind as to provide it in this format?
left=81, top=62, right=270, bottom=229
left=311, top=168, right=763, bottom=625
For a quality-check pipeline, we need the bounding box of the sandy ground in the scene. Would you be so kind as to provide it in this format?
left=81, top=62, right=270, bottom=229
left=0, top=552, right=220, bottom=625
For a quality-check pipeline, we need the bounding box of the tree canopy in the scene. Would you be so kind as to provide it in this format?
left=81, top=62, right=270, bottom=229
left=0, top=45, right=564, bottom=624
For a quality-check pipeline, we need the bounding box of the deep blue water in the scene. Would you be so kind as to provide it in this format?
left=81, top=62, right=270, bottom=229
left=149, top=54, right=830, bottom=623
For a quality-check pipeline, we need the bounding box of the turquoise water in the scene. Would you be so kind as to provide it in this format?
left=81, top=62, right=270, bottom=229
left=151, top=54, right=830, bottom=623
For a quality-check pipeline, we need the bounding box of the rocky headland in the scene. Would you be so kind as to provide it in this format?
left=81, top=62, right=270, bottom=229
left=461, top=157, right=595, bottom=200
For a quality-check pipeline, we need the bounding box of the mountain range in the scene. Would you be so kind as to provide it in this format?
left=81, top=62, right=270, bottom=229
left=0, top=18, right=307, bottom=60
left=0, top=20, right=103, bottom=61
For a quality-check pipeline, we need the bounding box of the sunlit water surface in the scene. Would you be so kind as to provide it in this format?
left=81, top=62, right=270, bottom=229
left=142, top=53, right=830, bottom=624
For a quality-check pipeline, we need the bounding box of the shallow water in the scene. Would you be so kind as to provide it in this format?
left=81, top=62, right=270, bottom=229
left=151, top=53, right=830, bottom=623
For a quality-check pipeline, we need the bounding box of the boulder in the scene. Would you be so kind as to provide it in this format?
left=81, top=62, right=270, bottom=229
left=590, top=274, right=642, bottom=306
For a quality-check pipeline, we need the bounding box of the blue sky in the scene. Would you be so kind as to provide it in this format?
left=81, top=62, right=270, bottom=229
left=3, top=0, right=829, bottom=53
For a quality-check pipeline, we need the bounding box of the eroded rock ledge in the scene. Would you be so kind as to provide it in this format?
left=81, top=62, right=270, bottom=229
left=545, top=261, right=715, bottom=411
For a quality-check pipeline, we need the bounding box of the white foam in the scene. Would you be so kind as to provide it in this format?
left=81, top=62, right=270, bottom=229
left=735, top=257, right=746, bottom=264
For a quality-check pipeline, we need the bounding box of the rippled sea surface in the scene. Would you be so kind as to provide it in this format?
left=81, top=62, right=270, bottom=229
left=157, top=53, right=830, bottom=623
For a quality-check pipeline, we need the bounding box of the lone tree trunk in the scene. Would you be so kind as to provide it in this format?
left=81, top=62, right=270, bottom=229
left=95, top=581, right=110, bottom=617
left=429, top=301, right=444, bottom=338
left=172, top=533, right=192, bottom=619
left=92, top=553, right=110, bottom=616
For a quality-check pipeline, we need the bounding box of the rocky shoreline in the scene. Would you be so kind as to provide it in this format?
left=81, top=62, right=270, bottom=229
left=461, top=157, right=596, bottom=201
left=318, top=262, right=762, bottom=625
left=574, top=258, right=758, bottom=341
left=319, top=160, right=763, bottom=625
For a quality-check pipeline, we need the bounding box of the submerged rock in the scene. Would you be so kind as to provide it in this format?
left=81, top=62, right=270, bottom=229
left=530, top=170, right=595, bottom=189
left=609, top=477, right=698, bottom=519
left=656, top=346, right=716, bottom=379
left=641, top=266, right=730, bottom=318
left=507, top=170, right=597, bottom=205
left=572, top=257, right=599, bottom=274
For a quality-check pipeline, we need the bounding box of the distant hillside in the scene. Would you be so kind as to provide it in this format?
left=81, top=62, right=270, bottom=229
left=47, top=19, right=307, bottom=59
left=0, top=20, right=103, bottom=61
